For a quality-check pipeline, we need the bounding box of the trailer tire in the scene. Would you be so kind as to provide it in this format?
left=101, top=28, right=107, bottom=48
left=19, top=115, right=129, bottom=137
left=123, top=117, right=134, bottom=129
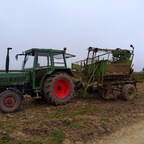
left=43, top=72, right=74, bottom=105
left=0, top=90, right=22, bottom=113
left=122, top=84, right=136, bottom=101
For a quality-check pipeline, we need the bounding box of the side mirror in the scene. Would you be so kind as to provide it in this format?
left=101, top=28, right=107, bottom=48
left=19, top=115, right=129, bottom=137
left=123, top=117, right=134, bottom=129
left=130, top=44, right=134, bottom=49
left=130, top=44, right=134, bottom=54
left=15, top=52, right=25, bottom=60
left=15, top=54, right=18, bottom=60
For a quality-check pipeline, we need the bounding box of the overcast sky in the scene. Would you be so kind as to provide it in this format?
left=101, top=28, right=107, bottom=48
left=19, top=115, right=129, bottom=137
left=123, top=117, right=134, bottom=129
left=0, top=0, right=144, bottom=71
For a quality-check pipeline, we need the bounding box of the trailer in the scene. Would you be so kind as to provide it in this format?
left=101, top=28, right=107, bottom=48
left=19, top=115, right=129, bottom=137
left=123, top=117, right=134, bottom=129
left=72, top=45, right=136, bottom=100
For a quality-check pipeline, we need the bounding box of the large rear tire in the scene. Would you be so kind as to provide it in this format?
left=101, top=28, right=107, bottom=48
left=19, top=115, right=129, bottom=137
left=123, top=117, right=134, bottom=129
left=0, top=90, right=22, bottom=113
left=122, top=84, right=136, bottom=100
left=43, top=72, right=74, bottom=105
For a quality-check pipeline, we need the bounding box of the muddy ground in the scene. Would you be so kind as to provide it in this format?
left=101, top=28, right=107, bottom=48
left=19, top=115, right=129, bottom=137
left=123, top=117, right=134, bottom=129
left=0, top=82, right=144, bottom=144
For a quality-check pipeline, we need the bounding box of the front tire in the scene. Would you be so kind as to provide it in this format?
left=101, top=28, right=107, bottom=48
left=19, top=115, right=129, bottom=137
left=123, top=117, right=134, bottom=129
left=43, top=72, right=74, bottom=104
left=0, top=90, right=22, bottom=113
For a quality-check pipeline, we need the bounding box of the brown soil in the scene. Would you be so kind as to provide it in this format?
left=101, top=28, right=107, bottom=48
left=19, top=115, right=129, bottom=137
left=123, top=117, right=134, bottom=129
left=0, top=82, right=144, bottom=144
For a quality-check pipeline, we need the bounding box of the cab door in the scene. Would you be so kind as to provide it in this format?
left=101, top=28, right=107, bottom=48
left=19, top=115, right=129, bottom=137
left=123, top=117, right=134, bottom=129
left=33, top=51, right=52, bottom=89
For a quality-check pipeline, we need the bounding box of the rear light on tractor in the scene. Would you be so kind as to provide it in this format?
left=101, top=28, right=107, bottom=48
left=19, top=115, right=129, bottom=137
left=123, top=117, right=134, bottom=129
left=64, top=47, right=67, bottom=51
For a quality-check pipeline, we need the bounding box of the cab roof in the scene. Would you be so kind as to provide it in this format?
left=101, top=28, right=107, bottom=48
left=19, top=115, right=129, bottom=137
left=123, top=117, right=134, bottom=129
left=25, top=48, right=75, bottom=59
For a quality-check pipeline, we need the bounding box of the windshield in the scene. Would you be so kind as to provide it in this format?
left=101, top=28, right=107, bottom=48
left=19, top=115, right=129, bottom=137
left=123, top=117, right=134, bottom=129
left=23, top=54, right=34, bottom=69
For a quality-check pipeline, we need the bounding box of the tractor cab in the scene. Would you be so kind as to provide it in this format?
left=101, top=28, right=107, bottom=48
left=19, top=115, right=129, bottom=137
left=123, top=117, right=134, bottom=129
left=15, top=48, right=75, bottom=70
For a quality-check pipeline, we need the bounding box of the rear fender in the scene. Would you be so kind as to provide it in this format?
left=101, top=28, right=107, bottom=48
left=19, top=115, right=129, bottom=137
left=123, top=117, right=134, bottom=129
left=40, top=68, right=74, bottom=89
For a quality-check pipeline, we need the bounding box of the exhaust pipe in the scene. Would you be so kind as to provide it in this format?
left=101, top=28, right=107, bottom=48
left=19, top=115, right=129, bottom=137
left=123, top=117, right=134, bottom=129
left=5, top=47, right=12, bottom=73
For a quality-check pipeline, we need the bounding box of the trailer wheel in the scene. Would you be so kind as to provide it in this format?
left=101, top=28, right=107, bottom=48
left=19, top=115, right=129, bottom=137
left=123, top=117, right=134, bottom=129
left=122, top=84, right=136, bottom=100
left=0, top=90, right=22, bottom=113
left=43, top=72, right=74, bottom=104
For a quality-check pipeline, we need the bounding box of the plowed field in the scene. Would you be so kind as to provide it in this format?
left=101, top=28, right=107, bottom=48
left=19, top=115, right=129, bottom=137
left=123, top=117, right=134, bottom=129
left=0, top=82, right=144, bottom=144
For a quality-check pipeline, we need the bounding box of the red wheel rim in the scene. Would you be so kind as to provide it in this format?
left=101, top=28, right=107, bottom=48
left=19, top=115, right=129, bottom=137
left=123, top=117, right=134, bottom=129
left=4, top=97, right=16, bottom=108
left=54, top=79, right=70, bottom=98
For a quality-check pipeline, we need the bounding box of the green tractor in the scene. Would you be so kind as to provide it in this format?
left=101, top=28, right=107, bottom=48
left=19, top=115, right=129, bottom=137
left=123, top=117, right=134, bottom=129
left=0, top=47, right=75, bottom=113
left=72, top=45, right=137, bottom=100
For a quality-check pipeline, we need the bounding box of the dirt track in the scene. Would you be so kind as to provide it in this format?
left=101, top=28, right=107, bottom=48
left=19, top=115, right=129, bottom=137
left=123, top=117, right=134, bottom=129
left=96, top=120, right=144, bottom=144
left=0, top=82, right=144, bottom=144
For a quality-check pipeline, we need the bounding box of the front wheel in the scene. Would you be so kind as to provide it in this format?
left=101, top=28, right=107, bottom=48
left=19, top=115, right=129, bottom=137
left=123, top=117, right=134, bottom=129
left=122, top=84, right=136, bottom=100
left=43, top=72, right=74, bottom=104
left=0, top=90, right=22, bottom=113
